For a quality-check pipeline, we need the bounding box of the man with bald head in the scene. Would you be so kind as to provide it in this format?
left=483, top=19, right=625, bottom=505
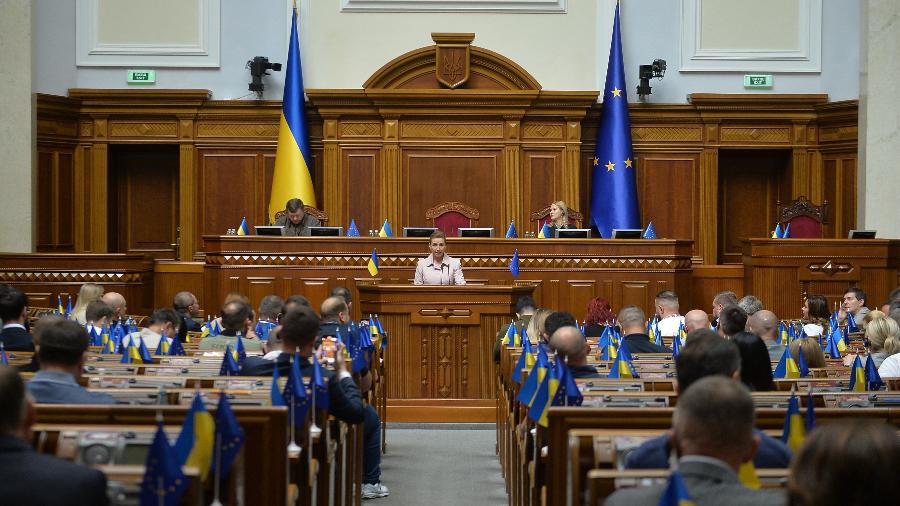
left=549, top=326, right=600, bottom=378
left=684, top=309, right=710, bottom=333
left=100, top=292, right=127, bottom=324
left=747, top=310, right=784, bottom=361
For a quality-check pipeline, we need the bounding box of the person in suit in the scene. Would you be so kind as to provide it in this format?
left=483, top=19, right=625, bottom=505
left=711, top=290, right=738, bottom=328
left=198, top=300, right=263, bottom=352
left=173, top=291, right=202, bottom=342
left=413, top=230, right=465, bottom=285
left=617, top=305, right=671, bottom=353
left=731, top=331, right=776, bottom=391
left=239, top=305, right=389, bottom=499
left=625, top=330, right=791, bottom=470
left=549, top=325, right=601, bottom=378
left=717, top=304, right=748, bottom=338
left=26, top=319, right=115, bottom=405
left=0, top=366, right=110, bottom=505
left=607, top=376, right=785, bottom=505
left=100, top=291, right=127, bottom=324
left=747, top=310, right=785, bottom=361
left=683, top=309, right=710, bottom=333
left=839, top=287, right=870, bottom=328
left=0, top=286, right=34, bottom=352
left=273, top=198, right=321, bottom=236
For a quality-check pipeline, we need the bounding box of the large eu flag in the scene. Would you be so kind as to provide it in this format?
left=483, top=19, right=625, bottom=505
left=590, top=3, right=640, bottom=238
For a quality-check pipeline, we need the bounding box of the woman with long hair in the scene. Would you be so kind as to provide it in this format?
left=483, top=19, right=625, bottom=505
left=70, top=283, right=104, bottom=325
left=583, top=296, right=615, bottom=337
left=801, top=294, right=830, bottom=337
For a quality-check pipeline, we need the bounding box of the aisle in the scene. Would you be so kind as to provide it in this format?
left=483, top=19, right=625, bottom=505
left=375, top=424, right=507, bottom=506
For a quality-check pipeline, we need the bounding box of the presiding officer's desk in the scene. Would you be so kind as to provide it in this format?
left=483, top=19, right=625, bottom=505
left=201, top=236, right=695, bottom=319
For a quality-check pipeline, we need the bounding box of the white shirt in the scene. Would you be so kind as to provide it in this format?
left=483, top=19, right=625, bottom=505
left=656, top=315, right=684, bottom=337
left=878, top=353, right=900, bottom=378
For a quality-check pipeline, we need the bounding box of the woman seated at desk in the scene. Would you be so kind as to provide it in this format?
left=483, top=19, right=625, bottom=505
left=547, top=201, right=574, bottom=234
left=414, top=230, right=466, bottom=286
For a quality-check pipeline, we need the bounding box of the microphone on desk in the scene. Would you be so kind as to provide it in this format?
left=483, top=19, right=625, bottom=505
left=442, top=263, right=448, bottom=285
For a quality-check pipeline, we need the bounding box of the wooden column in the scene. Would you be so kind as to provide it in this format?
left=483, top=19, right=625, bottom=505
left=177, top=117, right=196, bottom=261
left=322, top=117, right=342, bottom=225
left=88, top=116, right=108, bottom=253
left=381, top=117, right=400, bottom=227
left=502, top=118, right=522, bottom=228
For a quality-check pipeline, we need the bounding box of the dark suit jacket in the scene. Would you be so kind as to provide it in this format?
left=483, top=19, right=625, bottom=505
left=607, top=459, right=785, bottom=506
left=240, top=353, right=365, bottom=424
left=625, top=429, right=792, bottom=469
left=622, top=333, right=671, bottom=353
left=177, top=314, right=202, bottom=342
left=0, top=435, right=109, bottom=506
left=0, top=326, right=35, bottom=352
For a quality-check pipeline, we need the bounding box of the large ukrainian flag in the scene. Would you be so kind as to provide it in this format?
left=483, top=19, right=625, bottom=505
left=268, top=6, right=316, bottom=224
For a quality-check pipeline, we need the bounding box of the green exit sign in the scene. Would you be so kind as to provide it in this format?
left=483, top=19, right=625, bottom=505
left=744, top=74, right=773, bottom=88
left=127, top=70, right=156, bottom=84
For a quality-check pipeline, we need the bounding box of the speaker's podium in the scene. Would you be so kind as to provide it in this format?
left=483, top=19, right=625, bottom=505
left=358, top=284, right=534, bottom=422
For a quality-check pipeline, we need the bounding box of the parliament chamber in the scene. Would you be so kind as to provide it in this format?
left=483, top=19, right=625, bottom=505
left=3, top=1, right=900, bottom=505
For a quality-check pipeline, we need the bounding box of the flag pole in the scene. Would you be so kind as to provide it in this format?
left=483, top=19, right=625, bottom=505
left=210, top=429, right=223, bottom=506
left=309, top=356, right=322, bottom=437
left=287, top=391, right=301, bottom=456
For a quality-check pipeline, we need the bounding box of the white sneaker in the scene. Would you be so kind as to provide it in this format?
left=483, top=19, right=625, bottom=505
left=362, top=482, right=390, bottom=500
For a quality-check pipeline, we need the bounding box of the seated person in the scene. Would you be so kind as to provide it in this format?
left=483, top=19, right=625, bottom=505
left=100, top=292, right=127, bottom=324
left=240, top=306, right=388, bottom=499
left=654, top=290, right=685, bottom=337
left=493, top=296, right=536, bottom=362
left=26, top=320, right=115, bottom=405
left=583, top=296, right=615, bottom=337
left=737, top=294, right=764, bottom=316
left=198, top=301, right=263, bottom=352
left=526, top=308, right=553, bottom=345
left=173, top=291, right=202, bottom=341
left=608, top=377, right=785, bottom=505
left=127, top=308, right=180, bottom=351
left=0, top=366, right=110, bottom=505
left=545, top=311, right=578, bottom=340
left=625, top=330, right=791, bottom=469
left=618, top=306, right=671, bottom=353
left=0, top=286, right=34, bottom=352
left=790, top=337, right=826, bottom=368
left=546, top=200, right=573, bottom=233
left=69, top=282, right=104, bottom=325
left=787, top=420, right=900, bottom=506
left=414, top=230, right=465, bottom=285
left=549, top=326, right=600, bottom=378
left=747, top=310, right=785, bottom=361
left=717, top=304, right=748, bottom=338
left=801, top=294, right=830, bottom=337
left=257, top=294, right=285, bottom=324
left=84, top=301, right=114, bottom=338
left=273, top=198, right=321, bottom=236
left=731, top=331, right=776, bottom=391
left=839, top=287, right=870, bottom=328
left=683, top=309, right=710, bottom=333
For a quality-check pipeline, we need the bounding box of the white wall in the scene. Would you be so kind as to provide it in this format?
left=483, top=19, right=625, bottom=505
left=32, top=0, right=858, bottom=101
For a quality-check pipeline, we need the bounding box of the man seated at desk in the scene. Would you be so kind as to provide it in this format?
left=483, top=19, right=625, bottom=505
left=273, top=198, right=320, bottom=236
left=414, top=230, right=465, bottom=286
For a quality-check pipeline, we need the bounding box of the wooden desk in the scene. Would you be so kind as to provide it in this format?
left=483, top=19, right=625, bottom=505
left=743, top=238, right=900, bottom=318
left=202, top=236, right=693, bottom=320
left=359, top=284, right=532, bottom=422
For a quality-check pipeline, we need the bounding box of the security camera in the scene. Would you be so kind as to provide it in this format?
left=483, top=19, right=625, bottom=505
left=636, top=59, right=666, bottom=99
left=247, top=56, right=283, bottom=97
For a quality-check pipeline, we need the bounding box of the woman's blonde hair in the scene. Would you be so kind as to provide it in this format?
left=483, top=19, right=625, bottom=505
left=71, top=283, right=104, bottom=321
left=789, top=337, right=826, bottom=368
left=526, top=308, right=552, bottom=344
left=865, top=311, right=900, bottom=355
left=551, top=201, right=569, bottom=226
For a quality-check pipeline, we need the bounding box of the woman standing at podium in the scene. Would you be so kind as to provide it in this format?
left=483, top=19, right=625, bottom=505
left=414, top=230, right=466, bottom=285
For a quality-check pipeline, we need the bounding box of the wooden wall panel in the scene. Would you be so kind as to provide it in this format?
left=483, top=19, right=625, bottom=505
left=566, top=280, right=597, bottom=322
left=821, top=156, right=857, bottom=239
left=690, top=265, right=744, bottom=315
left=636, top=155, right=700, bottom=255
left=152, top=261, right=205, bottom=316
left=57, top=153, right=74, bottom=247
left=524, top=150, right=563, bottom=229
left=402, top=149, right=501, bottom=229
left=343, top=148, right=380, bottom=231
left=198, top=151, right=259, bottom=245
left=37, top=152, right=54, bottom=247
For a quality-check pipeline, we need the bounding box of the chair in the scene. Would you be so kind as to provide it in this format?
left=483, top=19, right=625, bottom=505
left=776, top=196, right=828, bottom=238
left=272, top=205, right=329, bottom=226
left=425, top=201, right=480, bottom=237
left=530, top=204, right=583, bottom=230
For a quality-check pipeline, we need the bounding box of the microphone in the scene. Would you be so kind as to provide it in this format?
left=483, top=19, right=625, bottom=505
left=442, top=263, right=448, bottom=285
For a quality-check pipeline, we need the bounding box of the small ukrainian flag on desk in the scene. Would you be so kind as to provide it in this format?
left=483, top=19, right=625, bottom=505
left=237, top=217, right=249, bottom=236
left=367, top=249, right=379, bottom=276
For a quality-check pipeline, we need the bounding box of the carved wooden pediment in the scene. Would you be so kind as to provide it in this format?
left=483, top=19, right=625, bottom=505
left=363, top=32, right=541, bottom=91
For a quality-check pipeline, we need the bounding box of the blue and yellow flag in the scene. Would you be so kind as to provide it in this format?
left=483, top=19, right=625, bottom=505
left=553, top=359, right=583, bottom=407
left=825, top=327, right=842, bottom=358
left=367, top=248, right=379, bottom=276
left=270, top=364, right=286, bottom=407
left=57, top=294, right=64, bottom=315
left=528, top=360, right=559, bottom=427
left=590, top=2, right=640, bottom=239
left=140, top=423, right=187, bottom=506
left=538, top=222, right=552, bottom=239
left=608, top=341, right=637, bottom=378
left=781, top=390, right=806, bottom=452
left=773, top=346, right=800, bottom=379
left=848, top=355, right=866, bottom=391
left=847, top=313, right=859, bottom=333
left=658, top=470, right=695, bottom=506
left=268, top=6, right=316, bottom=223
left=517, top=344, right=549, bottom=407
left=738, top=461, right=761, bottom=490
left=155, top=336, right=170, bottom=356
left=219, top=345, right=240, bottom=376
left=237, top=217, right=249, bottom=236
left=174, top=395, right=214, bottom=481
left=379, top=219, right=393, bottom=238
left=865, top=354, right=884, bottom=391
left=772, top=223, right=783, bottom=239
left=509, top=249, right=520, bottom=277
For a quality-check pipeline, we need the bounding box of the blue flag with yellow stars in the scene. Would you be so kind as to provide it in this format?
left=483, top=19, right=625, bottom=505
left=590, top=2, right=640, bottom=239
left=140, top=423, right=187, bottom=506
left=211, top=392, right=245, bottom=479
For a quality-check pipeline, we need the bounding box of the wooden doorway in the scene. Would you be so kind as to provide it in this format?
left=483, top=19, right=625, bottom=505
left=717, top=149, right=792, bottom=264
left=107, top=145, right=180, bottom=259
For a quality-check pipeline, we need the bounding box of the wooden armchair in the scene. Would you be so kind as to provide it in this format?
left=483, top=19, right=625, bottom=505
left=425, top=201, right=480, bottom=237
left=272, top=205, right=329, bottom=226
left=530, top=204, right=583, bottom=229
left=776, top=196, right=828, bottom=238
